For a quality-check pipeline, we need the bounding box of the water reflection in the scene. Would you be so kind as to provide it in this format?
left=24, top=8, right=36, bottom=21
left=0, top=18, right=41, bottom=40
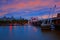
left=41, top=30, right=60, bottom=40
left=0, top=24, right=60, bottom=40
left=33, top=27, right=38, bottom=32
left=10, top=24, right=12, bottom=32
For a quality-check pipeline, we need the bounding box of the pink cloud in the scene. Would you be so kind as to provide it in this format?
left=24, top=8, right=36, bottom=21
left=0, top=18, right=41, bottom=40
left=0, top=0, right=60, bottom=17
left=55, top=2, right=60, bottom=7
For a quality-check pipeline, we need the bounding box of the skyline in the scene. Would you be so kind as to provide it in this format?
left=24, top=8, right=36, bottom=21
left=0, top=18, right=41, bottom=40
left=0, top=0, right=60, bottom=19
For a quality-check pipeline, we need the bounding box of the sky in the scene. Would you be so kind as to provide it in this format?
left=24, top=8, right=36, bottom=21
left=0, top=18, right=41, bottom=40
left=0, top=0, right=60, bottom=19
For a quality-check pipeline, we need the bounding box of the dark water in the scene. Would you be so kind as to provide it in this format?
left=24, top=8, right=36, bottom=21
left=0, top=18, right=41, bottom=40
left=0, top=24, right=60, bottom=40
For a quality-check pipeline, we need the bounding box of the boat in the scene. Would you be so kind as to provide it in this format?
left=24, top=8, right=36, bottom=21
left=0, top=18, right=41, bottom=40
left=41, top=23, right=51, bottom=30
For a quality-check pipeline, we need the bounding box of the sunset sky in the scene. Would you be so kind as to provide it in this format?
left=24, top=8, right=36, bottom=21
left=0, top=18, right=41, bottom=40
left=0, top=0, right=60, bottom=19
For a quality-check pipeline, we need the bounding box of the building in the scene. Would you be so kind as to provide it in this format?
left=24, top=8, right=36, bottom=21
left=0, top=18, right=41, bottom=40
left=52, top=13, right=60, bottom=24
left=0, top=16, right=14, bottom=21
left=57, top=13, right=60, bottom=17
left=52, top=13, right=60, bottom=30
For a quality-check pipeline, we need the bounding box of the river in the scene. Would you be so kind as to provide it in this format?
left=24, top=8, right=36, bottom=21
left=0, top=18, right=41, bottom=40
left=0, top=24, right=60, bottom=40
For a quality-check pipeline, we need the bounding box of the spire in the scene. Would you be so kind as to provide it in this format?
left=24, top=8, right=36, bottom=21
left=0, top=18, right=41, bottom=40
left=55, top=5, right=56, bottom=7
left=54, top=5, right=56, bottom=8
left=52, top=5, right=56, bottom=17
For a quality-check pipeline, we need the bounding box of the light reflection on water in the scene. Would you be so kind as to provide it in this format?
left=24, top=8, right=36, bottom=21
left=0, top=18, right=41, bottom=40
left=0, top=24, right=60, bottom=40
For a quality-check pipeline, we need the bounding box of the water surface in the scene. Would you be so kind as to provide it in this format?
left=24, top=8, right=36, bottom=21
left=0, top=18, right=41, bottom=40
left=0, top=24, right=60, bottom=40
